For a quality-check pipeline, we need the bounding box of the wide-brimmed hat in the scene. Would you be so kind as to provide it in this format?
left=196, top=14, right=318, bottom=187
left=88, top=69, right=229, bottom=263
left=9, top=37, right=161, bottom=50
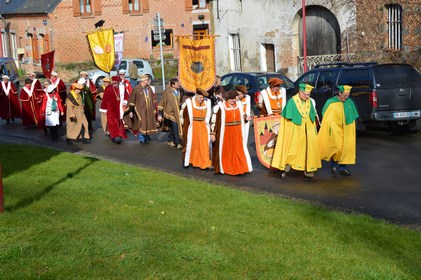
left=235, top=85, right=248, bottom=94
left=139, top=74, right=149, bottom=81
left=268, top=78, right=284, bottom=87
left=196, top=88, right=209, bottom=97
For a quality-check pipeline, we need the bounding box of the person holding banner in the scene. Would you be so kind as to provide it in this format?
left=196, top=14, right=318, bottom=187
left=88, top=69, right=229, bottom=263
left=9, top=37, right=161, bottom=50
left=210, top=90, right=253, bottom=175
left=0, top=75, right=21, bottom=124
left=124, top=74, right=158, bottom=145
left=257, top=78, right=286, bottom=116
left=180, top=88, right=212, bottom=169
left=318, top=85, right=359, bottom=176
left=271, top=83, right=321, bottom=181
left=235, top=85, right=252, bottom=144
left=28, top=72, right=44, bottom=106
left=20, top=78, right=40, bottom=128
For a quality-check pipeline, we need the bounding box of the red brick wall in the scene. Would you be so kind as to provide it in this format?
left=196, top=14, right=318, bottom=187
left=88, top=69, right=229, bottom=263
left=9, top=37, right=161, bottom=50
left=50, top=0, right=210, bottom=63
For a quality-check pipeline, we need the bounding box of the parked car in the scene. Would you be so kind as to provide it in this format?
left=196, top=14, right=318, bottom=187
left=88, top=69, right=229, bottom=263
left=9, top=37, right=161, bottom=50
left=295, top=62, right=421, bottom=130
left=220, top=72, right=295, bottom=115
left=87, top=59, right=155, bottom=88
left=0, top=57, right=20, bottom=90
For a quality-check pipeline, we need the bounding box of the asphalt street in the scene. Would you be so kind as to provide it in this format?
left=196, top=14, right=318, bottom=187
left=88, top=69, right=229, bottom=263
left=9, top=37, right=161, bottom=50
left=1, top=112, right=420, bottom=229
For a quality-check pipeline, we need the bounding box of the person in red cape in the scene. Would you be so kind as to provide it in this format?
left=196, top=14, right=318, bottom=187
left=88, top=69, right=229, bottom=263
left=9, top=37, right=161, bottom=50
left=0, top=75, right=21, bottom=124
left=19, top=78, right=40, bottom=127
left=50, top=71, right=67, bottom=122
left=40, top=84, right=64, bottom=140
left=99, top=76, right=128, bottom=144
left=118, top=69, right=132, bottom=94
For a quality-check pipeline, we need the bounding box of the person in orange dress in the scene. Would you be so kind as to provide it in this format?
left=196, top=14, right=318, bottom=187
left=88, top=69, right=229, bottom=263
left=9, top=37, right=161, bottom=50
left=257, top=77, right=286, bottom=115
left=180, top=88, right=212, bottom=169
left=210, top=90, right=252, bottom=175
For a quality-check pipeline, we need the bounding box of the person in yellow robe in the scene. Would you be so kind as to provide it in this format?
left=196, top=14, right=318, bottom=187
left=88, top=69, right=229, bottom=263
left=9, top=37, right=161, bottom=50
left=271, top=83, right=321, bottom=180
left=318, top=85, right=359, bottom=176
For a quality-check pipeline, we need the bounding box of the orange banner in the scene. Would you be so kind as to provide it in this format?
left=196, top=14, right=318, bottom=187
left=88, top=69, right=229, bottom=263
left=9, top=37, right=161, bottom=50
left=178, top=37, right=216, bottom=93
left=87, top=29, right=115, bottom=73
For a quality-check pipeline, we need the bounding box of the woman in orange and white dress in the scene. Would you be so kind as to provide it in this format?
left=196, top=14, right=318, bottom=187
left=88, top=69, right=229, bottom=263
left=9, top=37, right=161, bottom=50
left=210, top=90, right=252, bottom=175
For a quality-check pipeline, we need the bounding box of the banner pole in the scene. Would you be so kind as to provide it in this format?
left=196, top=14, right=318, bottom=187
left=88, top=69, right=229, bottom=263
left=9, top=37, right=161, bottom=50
left=157, top=13, right=166, bottom=90
left=0, top=163, right=4, bottom=213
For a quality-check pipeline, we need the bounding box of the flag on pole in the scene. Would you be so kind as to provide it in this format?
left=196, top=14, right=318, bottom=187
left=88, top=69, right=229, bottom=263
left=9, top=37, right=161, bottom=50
left=41, top=50, right=55, bottom=79
left=178, top=36, right=216, bottom=93
left=87, top=29, right=115, bottom=73
left=114, top=32, right=124, bottom=68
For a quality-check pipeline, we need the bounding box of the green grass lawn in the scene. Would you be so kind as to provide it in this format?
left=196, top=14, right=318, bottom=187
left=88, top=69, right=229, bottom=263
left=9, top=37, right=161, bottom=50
left=0, top=144, right=420, bottom=279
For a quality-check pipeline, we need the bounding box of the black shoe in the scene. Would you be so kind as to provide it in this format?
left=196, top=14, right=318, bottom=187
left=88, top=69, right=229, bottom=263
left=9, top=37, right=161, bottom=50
left=6, top=119, right=10, bottom=124
left=330, top=166, right=338, bottom=176
left=82, top=138, right=91, bottom=144
left=112, top=137, right=122, bottom=144
left=66, top=139, right=74, bottom=145
left=339, top=169, right=351, bottom=176
left=140, top=140, right=147, bottom=146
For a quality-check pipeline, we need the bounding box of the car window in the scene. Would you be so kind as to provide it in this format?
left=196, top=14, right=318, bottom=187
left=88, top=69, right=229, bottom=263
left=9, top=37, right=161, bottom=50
left=5, top=63, right=13, bottom=77
left=119, top=61, right=127, bottom=70
left=374, top=65, right=421, bottom=87
left=316, top=71, right=334, bottom=90
left=296, top=71, right=318, bottom=87
left=338, top=69, right=371, bottom=88
left=257, top=77, right=267, bottom=90
left=134, top=61, right=144, bottom=69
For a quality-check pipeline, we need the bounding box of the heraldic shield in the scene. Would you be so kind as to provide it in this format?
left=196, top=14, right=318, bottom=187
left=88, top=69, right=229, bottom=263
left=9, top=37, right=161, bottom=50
left=253, top=115, right=282, bottom=168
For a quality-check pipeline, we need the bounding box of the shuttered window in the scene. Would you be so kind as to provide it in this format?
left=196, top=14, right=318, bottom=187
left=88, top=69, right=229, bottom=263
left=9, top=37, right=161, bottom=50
left=386, top=4, right=402, bottom=50
left=73, top=0, right=102, bottom=16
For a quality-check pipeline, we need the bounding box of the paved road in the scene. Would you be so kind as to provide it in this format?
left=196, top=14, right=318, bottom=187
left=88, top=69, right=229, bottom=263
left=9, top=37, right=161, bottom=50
left=1, top=115, right=420, bottom=229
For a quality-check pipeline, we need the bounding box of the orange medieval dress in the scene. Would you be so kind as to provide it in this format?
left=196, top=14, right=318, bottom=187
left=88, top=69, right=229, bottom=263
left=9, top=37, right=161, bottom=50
left=212, top=101, right=252, bottom=175
left=182, top=96, right=212, bottom=169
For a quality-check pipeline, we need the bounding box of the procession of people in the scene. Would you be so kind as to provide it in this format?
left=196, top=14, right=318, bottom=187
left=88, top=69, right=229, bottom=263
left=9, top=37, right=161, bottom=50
left=0, top=69, right=358, bottom=180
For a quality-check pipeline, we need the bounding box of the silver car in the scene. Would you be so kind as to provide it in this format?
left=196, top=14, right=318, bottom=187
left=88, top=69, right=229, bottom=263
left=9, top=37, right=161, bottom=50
left=87, top=59, right=155, bottom=88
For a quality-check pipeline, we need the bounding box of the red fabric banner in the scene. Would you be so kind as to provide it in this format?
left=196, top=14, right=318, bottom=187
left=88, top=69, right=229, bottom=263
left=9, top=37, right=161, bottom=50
left=41, top=50, right=55, bottom=79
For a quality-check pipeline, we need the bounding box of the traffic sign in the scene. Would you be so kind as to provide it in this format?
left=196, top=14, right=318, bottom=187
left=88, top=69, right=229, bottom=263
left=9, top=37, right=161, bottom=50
left=154, top=34, right=166, bottom=41
left=153, top=28, right=166, bottom=35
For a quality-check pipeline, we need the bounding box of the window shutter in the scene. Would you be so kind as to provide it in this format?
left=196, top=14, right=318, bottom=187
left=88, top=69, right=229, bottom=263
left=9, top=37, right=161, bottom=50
left=73, top=0, right=80, bottom=16
left=185, top=0, right=192, bottom=11
left=93, top=0, right=102, bottom=15
left=122, top=0, right=129, bottom=14
left=141, top=0, right=149, bottom=13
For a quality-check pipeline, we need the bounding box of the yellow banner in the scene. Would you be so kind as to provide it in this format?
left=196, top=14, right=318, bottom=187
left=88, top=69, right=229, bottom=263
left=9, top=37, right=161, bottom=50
left=87, top=29, right=115, bottom=73
left=178, top=37, right=216, bottom=93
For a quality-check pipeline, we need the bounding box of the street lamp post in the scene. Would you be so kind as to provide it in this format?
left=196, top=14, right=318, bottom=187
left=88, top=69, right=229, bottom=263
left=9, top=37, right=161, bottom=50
left=302, top=0, right=307, bottom=73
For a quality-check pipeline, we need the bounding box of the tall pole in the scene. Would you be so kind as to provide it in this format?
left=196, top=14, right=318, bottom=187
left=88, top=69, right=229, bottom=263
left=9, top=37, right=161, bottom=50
left=157, top=13, right=166, bottom=90
left=302, top=0, right=307, bottom=73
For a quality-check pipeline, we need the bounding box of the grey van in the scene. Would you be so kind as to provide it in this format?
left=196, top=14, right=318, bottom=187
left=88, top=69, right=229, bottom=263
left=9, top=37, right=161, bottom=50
left=0, top=57, right=20, bottom=90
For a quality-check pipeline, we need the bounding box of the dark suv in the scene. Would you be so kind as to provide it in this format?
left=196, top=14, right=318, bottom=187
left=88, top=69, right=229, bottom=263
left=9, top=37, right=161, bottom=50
left=295, top=63, right=421, bottom=130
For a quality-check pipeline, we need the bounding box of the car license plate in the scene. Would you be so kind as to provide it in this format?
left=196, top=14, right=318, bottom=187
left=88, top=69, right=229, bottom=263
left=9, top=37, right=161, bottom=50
left=393, top=112, right=411, bottom=118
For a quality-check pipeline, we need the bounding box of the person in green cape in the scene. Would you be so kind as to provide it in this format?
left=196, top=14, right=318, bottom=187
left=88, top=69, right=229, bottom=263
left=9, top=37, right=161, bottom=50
left=318, top=85, right=359, bottom=176
left=271, top=83, right=321, bottom=180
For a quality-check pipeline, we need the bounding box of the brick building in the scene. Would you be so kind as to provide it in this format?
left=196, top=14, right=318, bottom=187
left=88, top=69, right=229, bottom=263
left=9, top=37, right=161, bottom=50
left=0, top=0, right=211, bottom=72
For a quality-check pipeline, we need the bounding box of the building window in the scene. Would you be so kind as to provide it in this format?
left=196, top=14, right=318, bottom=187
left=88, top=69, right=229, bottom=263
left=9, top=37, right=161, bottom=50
left=229, top=33, right=241, bottom=72
left=193, top=0, right=206, bottom=9
left=386, top=4, right=402, bottom=50
left=129, top=0, right=140, bottom=12
left=80, top=0, right=92, bottom=15
left=10, top=32, right=17, bottom=59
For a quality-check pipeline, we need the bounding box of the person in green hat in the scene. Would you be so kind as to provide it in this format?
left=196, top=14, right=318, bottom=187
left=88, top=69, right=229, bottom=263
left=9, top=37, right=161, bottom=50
left=271, top=83, right=321, bottom=180
left=318, top=85, right=359, bottom=176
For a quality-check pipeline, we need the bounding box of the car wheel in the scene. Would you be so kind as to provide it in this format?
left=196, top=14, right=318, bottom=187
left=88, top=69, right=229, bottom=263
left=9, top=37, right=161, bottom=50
left=96, top=76, right=104, bottom=88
